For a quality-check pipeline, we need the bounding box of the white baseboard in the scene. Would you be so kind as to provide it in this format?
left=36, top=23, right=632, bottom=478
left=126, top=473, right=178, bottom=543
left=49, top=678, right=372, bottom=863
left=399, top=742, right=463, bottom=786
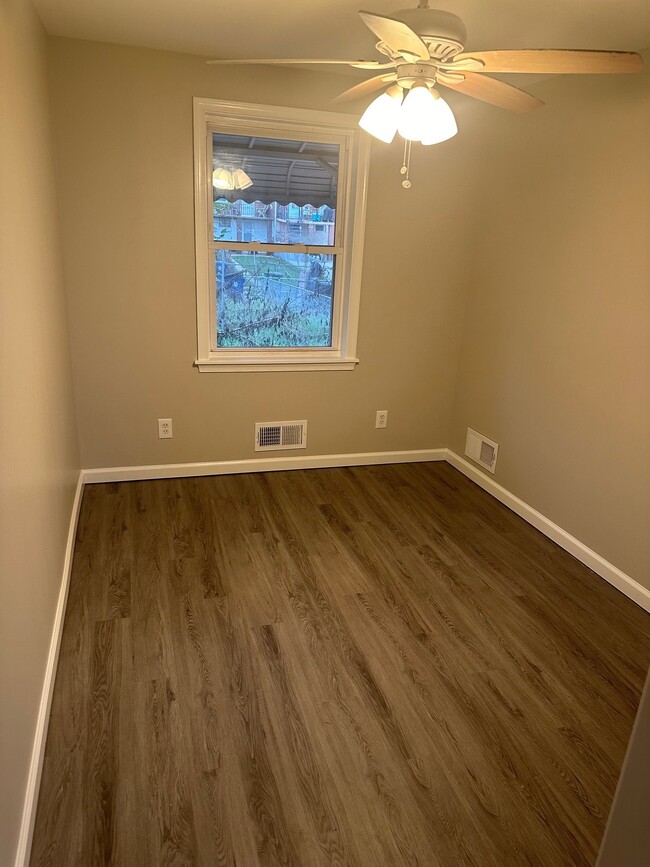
left=14, top=471, right=85, bottom=867
left=82, top=448, right=448, bottom=484
left=445, top=450, right=650, bottom=614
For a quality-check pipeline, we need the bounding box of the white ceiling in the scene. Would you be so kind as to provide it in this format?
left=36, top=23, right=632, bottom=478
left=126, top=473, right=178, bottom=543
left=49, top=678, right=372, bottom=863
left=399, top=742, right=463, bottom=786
left=34, top=0, right=650, bottom=63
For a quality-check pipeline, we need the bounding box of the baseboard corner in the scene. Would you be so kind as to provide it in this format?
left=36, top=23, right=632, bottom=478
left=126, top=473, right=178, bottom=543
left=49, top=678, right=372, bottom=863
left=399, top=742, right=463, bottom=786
left=444, top=450, right=650, bottom=614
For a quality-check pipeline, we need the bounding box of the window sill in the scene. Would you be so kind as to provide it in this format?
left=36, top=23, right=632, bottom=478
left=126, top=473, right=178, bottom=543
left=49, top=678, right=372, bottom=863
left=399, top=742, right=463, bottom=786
left=195, top=356, right=359, bottom=373
left=194, top=357, right=359, bottom=373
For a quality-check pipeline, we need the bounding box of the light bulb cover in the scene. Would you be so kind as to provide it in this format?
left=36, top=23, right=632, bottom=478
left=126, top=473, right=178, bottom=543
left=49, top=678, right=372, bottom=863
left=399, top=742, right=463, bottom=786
left=212, top=168, right=234, bottom=190
left=397, top=84, right=439, bottom=142
left=420, top=95, right=458, bottom=145
left=358, top=86, right=404, bottom=144
left=232, top=168, right=253, bottom=190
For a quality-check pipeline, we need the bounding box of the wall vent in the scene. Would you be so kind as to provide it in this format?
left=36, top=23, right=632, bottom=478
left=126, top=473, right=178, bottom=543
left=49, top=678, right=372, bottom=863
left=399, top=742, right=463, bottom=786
left=465, top=427, right=499, bottom=474
left=255, top=420, right=307, bottom=451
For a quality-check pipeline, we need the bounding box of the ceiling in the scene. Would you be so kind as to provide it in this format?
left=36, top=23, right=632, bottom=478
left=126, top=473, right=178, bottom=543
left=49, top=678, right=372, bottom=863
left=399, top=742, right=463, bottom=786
left=34, top=0, right=650, bottom=64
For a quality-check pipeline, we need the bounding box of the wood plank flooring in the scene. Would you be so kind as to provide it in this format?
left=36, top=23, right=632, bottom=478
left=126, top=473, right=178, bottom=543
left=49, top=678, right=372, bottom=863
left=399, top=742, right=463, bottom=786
left=31, top=463, right=650, bottom=866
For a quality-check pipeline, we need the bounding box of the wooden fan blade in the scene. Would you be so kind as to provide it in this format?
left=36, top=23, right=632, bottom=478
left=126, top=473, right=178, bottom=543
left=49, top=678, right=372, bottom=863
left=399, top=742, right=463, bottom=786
left=350, top=60, right=397, bottom=70
left=331, top=73, right=398, bottom=104
left=206, top=58, right=395, bottom=70
left=448, top=49, right=643, bottom=75
left=359, top=11, right=429, bottom=61
left=438, top=72, right=544, bottom=112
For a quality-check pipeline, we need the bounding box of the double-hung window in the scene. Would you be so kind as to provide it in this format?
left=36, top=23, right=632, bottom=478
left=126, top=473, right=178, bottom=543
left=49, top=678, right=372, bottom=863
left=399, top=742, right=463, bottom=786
left=193, top=98, right=370, bottom=372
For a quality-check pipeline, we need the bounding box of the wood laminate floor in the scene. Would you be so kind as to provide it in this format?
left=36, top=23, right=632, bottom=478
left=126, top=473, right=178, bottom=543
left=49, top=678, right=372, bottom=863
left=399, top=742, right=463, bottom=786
left=31, top=463, right=650, bottom=866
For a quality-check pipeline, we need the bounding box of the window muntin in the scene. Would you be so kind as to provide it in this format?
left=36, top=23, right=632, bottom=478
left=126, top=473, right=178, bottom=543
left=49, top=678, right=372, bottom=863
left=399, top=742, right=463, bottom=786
left=194, top=99, right=369, bottom=372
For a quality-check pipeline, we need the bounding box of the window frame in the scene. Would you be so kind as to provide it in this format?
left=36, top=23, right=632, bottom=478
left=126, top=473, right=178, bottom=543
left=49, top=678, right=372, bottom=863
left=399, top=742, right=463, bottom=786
left=193, top=97, right=370, bottom=372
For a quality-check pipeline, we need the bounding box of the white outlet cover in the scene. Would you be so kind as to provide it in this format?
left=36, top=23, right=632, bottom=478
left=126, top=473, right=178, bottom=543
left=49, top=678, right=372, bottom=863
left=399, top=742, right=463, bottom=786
left=158, top=418, right=173, bottom=439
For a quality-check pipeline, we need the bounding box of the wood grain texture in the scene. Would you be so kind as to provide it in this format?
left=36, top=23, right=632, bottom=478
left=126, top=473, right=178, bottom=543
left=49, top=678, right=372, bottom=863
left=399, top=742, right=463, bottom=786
left=331, top=73, right=398, bottom=105
left=439, top=73, right=544, bottom=113
left=452, top=49, right=643, bottom=75
left=31, top=463, right=650, bottom=866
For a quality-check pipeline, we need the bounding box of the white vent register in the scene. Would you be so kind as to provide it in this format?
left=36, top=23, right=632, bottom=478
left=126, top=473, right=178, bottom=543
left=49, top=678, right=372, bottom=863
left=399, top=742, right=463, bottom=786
left=255, top=420, right=307, bottom=451
left=465, top=427, right=499, bottom=474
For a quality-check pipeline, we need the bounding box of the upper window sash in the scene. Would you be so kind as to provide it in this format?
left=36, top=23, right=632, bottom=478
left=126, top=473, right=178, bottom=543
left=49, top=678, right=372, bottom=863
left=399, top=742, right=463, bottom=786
left=206, top=123, right=348, bottom=251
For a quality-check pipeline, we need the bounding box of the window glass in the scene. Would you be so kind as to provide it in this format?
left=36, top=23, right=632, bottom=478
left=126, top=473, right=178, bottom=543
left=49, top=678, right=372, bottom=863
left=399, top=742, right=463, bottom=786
left=211, top=133, right=338, bottom=246
left=215, top=250, right=335, bottom=348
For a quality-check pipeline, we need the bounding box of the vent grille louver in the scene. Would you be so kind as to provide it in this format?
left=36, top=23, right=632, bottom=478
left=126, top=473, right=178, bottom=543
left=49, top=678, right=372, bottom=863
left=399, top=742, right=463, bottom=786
left=255, top=420, right=307, bottom=451
left=259, top=425, right=282, bottom=448
left=480, top=441, right=496, bottom=466
left=465, top=427, right=499, bottom=474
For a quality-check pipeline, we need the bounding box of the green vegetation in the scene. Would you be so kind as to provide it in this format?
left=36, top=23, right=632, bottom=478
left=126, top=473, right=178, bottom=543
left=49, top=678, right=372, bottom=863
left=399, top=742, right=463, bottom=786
left=216, top=251, right=334, bottom=348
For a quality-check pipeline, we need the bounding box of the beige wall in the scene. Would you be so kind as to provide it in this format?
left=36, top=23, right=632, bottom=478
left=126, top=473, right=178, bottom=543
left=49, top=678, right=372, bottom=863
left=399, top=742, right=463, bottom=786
left=0, top=1, right=80, bottom=862
left=449, top=64, right=650, bottom=587
left=47, top=37, right=479, bottom=470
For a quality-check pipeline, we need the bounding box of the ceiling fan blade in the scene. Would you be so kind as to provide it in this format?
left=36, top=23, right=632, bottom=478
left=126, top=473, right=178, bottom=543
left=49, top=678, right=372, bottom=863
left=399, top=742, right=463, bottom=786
left=359, top=11, right=429, bottom=61
left=447, top=49, right=643, bottom=75
left=438, top=72, right=544, bottom=112
left=331, top=73, right=398, bottom=104
left=206, top=58, right=395, bottom=70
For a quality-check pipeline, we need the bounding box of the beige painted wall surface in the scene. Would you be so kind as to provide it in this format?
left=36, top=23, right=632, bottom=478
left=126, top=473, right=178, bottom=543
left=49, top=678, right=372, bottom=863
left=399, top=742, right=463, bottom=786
left=0, top=1, right=80, bottom=862
left=449, top=65, right=650, bottom=587
left=47, top=37, right=479, bottom=470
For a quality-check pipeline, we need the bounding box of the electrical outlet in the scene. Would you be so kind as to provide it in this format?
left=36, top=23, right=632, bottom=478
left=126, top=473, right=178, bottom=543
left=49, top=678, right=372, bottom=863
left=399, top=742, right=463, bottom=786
left=158, top=418, right=173, bottom=439
left=375, top=410, right=388, bottom=429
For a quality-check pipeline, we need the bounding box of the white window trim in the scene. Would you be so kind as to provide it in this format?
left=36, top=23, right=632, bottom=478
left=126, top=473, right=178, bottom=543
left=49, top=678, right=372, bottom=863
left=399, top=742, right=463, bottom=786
left=193, top=97, right=370, bottom=373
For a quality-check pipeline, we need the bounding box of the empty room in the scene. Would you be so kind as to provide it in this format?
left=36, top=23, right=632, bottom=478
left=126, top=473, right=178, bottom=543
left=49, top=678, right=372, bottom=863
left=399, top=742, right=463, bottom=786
left=2, top=0, right=649, bottom=864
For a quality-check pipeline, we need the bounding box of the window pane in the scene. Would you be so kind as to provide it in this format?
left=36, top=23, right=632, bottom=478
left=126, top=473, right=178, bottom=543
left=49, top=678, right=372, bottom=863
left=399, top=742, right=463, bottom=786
left=212, top=132, right=338, bottom=245
left=215, top=250, right=335, bottom=348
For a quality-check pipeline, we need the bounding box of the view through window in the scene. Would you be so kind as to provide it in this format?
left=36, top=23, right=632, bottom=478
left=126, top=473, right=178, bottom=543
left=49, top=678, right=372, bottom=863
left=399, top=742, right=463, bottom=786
left=212, top=133, right=339, bottom=349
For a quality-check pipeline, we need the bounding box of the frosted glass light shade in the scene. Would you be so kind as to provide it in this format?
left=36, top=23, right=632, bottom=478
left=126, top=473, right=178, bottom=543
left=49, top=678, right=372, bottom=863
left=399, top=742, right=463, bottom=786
left=420, top=96, right=458, bottom=145
left=212, top=168, right=234, bottom=190
left=397, top=84, right=439, bottom=142
left=232, top=168, right=253, bottom=190
left=396, top=85, right=458, bottom=144
left=358, top=88, right=403, bottom=144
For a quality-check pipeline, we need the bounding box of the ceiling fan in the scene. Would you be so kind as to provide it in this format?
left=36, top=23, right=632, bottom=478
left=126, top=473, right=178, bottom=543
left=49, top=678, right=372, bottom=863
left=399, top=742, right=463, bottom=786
left=207, top=1, right=642, bottom=183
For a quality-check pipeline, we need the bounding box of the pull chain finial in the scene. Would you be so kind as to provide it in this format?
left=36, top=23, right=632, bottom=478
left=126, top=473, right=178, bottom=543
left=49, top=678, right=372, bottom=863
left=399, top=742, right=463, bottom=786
left=400, top=139, right=412, bottom=189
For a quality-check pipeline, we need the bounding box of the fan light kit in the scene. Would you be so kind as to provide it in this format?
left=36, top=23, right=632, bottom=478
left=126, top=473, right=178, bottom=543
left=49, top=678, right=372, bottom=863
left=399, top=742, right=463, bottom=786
left=208, top=1, right=643, bottom=189
left=212, top=167, right=253, bottom=191
left=360, top=81, right=458, bottom=146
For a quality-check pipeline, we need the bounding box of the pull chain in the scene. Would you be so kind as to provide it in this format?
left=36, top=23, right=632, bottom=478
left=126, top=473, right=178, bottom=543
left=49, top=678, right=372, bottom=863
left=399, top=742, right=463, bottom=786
left=400, top=139, right=412, bottom=189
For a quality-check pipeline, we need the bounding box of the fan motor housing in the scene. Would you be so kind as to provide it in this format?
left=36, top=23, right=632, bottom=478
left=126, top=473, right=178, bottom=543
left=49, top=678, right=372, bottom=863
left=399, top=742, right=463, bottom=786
left=393, top=7, right=466, bottom=60
left=395, top=62, right=438, bottom=89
